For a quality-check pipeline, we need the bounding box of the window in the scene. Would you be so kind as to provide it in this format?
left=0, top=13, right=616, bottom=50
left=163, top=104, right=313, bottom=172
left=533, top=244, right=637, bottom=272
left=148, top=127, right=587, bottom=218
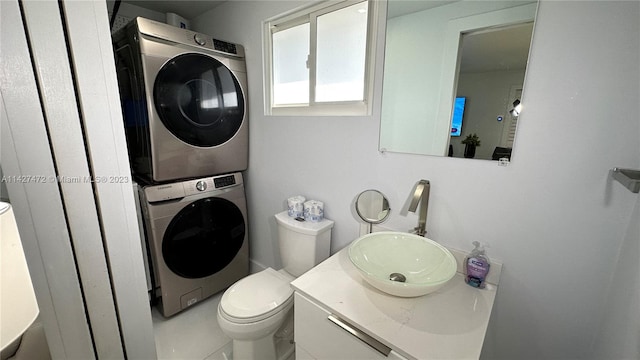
left=265, top=0, right=378, bottom=116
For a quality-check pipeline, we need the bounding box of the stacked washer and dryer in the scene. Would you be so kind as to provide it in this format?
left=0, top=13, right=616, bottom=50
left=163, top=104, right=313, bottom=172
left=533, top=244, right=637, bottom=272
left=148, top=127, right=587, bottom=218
left=113, top=17, right=249, bottom=317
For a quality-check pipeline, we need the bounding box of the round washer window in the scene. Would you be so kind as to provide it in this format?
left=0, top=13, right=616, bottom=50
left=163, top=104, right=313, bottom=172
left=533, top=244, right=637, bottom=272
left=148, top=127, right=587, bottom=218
left=154, top=53, right=245, bottom=147
left=162, top=197, right=245, bottom=279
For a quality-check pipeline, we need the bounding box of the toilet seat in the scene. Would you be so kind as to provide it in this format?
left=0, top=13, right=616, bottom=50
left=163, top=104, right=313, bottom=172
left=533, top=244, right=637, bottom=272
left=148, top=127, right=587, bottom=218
left=219, top=268, right=293, bottom=324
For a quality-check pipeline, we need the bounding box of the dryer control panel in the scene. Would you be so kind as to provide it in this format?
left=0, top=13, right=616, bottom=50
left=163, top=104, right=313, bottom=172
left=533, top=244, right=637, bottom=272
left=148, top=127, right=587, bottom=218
left=135, top=17, right=245, bottom=58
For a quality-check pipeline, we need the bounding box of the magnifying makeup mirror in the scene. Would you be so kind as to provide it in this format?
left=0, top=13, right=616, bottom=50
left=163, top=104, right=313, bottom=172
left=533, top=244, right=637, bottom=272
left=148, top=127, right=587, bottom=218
left=355, top=189, right=391, bottom=233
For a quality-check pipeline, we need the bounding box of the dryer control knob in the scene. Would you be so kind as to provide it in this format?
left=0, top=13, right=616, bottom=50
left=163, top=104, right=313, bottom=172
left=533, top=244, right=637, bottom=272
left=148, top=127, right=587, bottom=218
left=196, top=181, right=207, bottom=191
left=194, top=34, right=207, bottom=46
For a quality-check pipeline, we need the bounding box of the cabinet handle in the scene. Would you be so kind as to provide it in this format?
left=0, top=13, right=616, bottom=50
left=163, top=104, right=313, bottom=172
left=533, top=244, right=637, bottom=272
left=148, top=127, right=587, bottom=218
left=327, top=314, right=392, bottom=357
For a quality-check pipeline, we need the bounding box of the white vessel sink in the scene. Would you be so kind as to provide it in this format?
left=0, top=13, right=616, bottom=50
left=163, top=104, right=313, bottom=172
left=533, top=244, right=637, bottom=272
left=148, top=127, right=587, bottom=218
left=348, top=232, right=457, bottom=297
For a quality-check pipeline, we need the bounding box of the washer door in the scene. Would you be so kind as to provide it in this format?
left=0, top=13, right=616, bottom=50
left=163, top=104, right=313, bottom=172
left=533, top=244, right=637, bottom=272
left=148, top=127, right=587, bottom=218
left=162, top=197, right=245, bottom=279
left=153, top=53, right=245, bottom=147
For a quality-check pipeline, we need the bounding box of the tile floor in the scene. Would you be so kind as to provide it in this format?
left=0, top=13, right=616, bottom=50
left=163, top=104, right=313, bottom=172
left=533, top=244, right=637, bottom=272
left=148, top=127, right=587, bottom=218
left=152, top=292, right=232, bottom=360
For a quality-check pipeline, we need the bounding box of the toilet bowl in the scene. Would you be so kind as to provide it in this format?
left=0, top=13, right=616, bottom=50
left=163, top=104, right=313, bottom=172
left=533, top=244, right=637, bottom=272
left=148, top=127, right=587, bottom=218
left=217, top=268, right=294, bottom=360
left=217, top=211, right=334, bottom=360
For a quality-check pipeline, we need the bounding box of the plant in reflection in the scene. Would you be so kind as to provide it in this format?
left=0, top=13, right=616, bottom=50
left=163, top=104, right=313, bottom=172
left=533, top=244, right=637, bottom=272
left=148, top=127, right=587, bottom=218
left=462, top=133, right=481, bottom=158
left=462, top=133, right=481, bottom=147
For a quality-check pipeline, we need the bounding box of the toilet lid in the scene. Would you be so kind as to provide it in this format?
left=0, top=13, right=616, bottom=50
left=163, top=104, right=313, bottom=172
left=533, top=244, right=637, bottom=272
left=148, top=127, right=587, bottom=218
left=220, top=268, right=293, bottom=322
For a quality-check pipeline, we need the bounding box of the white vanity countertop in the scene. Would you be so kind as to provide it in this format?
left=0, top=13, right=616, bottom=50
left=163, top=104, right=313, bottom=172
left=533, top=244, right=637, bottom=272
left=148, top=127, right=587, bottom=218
left=291, top=247, right=498, bottom=360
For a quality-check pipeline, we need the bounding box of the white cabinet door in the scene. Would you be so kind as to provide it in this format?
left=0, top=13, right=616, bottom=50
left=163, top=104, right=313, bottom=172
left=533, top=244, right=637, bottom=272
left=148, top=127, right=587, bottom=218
left=294, top=292, right=408, bottom=360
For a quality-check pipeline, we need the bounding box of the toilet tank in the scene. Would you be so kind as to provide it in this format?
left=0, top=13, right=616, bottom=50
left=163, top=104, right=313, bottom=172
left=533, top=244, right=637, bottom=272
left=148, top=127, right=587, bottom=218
left=275, top=211, right=334, bottom=277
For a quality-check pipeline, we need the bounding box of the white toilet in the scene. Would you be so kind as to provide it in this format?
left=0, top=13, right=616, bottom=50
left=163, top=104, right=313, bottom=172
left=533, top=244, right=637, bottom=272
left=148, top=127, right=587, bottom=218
left=217, top=211, right=334, bottom=360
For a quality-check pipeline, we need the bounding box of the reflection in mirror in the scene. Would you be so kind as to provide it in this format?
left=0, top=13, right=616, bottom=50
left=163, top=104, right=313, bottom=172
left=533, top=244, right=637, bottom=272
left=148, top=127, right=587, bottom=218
left=379, top=1, right=537, bottom=161
left=355, top=190, right=390, bottom=233
left=451, top=23, right=533, bottom=160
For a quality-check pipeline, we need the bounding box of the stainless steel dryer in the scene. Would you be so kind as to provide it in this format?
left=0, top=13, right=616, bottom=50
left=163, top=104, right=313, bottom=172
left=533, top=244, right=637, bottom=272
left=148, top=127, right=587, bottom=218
left=113, top=17, right=248, bottom=183
left=139, top=172, right=249, bottom=317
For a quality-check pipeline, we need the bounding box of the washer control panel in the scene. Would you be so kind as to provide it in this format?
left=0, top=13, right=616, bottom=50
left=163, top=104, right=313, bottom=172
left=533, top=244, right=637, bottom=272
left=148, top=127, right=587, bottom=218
left=144, top=172, right=243, bottom=203
left=196, top=180, right=207, bottom=191
left=214, top=175, right=236, bottom=188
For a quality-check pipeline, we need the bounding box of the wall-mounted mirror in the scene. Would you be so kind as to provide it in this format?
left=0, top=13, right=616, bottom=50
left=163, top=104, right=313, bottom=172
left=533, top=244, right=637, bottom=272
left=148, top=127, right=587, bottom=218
left=355, top=189, right=390, bottom=233
left=380, top=0, right=537, bottom=161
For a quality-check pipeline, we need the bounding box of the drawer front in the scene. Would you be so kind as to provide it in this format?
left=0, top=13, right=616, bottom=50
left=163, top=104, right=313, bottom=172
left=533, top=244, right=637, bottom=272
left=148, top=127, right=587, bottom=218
left=294, top=292, right=407, bottom=360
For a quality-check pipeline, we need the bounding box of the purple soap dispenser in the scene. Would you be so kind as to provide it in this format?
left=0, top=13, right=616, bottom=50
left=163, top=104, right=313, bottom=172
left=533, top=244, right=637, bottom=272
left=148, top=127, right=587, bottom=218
left=465, top=241, right=490, bottom=288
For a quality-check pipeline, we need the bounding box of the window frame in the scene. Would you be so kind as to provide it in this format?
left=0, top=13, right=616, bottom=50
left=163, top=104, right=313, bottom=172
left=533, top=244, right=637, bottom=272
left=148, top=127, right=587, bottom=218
left=264, top=0, right=379, bottom=116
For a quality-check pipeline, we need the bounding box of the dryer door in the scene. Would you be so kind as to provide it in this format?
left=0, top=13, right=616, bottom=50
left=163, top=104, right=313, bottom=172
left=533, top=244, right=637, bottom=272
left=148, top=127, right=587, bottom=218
left=162, top=197, right=245, bottom=279
left=153, top=53, right=245, bottom=147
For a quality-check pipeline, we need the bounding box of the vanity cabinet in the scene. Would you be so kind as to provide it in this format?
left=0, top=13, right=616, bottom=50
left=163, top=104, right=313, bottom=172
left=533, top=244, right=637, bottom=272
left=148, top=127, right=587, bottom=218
left=290, top=247, right=500, bottom=359
left=294, top=292, right=408, bottom=360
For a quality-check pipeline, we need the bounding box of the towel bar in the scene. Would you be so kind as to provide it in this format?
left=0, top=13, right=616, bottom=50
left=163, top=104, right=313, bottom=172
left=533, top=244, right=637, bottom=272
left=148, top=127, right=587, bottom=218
left=612, top=168, right=640, bottom=193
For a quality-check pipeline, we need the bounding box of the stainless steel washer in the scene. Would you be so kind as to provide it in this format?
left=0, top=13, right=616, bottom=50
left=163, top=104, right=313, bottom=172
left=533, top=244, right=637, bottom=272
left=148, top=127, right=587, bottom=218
left=113, top=17, right=248, bottom=183
left=139, top=172, right=248, bottom=317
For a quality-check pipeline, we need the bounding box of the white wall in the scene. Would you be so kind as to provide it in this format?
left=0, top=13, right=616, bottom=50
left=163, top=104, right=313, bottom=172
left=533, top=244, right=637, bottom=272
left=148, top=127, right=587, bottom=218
left=192, top=0, right=639, bottom=358
left=105, top=0, right=165, bottom=33
left=593, top=196, right=640, bottom=358
left=106, top=0, right=165, bottom=22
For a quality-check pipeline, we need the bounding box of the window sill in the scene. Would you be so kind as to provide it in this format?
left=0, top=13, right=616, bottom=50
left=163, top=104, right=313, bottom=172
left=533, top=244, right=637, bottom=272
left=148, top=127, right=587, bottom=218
left=268, top=102, right=370, bottom=117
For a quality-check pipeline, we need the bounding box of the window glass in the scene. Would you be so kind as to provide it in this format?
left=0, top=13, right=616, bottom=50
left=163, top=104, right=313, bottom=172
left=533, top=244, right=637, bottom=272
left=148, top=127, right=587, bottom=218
left=272, top=23, right=310, bottom=105
left=266, top=0, right=376, bottom=115
left=316, top=2, right=369, bottom=102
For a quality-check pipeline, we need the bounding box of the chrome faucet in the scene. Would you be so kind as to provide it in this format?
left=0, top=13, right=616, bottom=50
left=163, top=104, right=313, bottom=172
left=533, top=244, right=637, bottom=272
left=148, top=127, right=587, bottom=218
left=408, top=180, right=430, bottom=237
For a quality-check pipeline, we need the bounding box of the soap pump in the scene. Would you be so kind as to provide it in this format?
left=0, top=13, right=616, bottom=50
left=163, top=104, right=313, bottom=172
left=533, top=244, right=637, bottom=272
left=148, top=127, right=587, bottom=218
left=464, top=241, right=490, bottom=288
